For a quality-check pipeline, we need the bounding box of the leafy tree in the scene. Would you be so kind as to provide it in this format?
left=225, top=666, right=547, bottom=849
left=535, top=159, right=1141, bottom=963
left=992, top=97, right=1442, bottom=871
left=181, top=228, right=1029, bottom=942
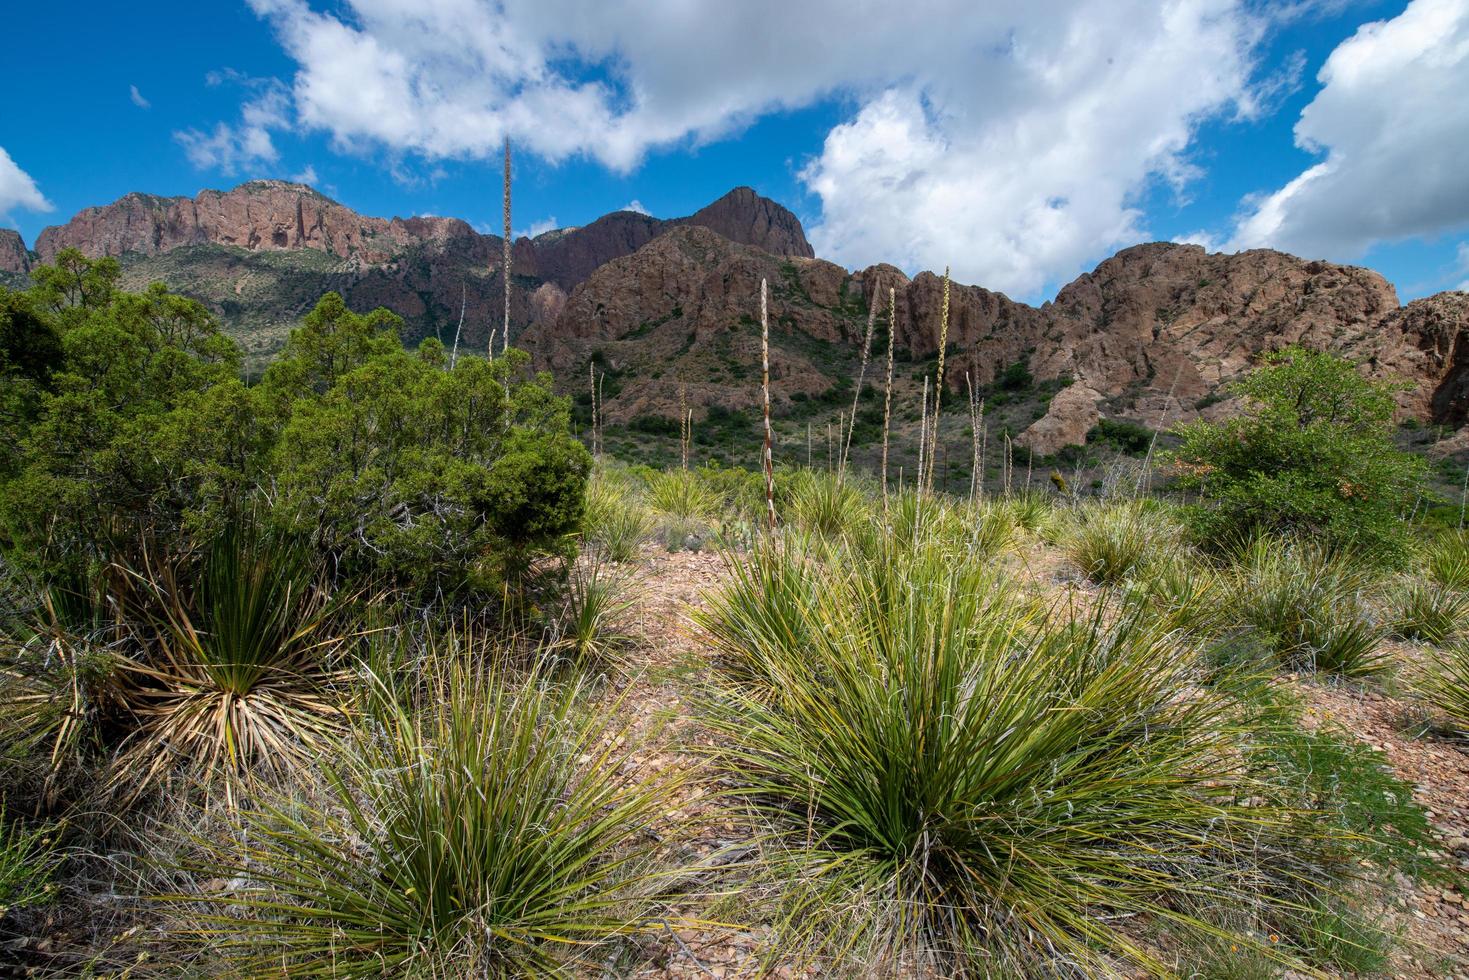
left=272, top=320, right=589, bottom=593
left=261, top=291, right=403, bottom=401
left=1169, top=346, right=1424, bottom=564
left=0, top=257, right=246, bottom=575
left=0, top=290, right=63, bottom=477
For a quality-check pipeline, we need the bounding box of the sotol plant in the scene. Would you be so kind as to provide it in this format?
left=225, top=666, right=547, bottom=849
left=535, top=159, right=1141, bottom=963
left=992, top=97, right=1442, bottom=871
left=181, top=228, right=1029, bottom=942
left=695, top=533, right=1349, bottom=976
left=175, top=644, right=689, bottom=976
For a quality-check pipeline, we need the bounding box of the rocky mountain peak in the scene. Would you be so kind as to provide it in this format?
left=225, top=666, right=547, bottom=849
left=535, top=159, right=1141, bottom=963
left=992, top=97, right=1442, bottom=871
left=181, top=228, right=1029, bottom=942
left=678, top=185, right=814, bottom=259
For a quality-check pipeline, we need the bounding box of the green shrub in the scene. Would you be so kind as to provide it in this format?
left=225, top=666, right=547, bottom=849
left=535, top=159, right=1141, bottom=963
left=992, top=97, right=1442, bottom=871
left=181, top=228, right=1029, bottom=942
left=1170, top=347, right=1424, bottom=566
left=694, top=535, right=1352, bottom=976
left=272, top=329, right=590, bottom=593
left=1087, top=418, right=1154, bottom=455
left=177, top=646, right=686, bottom=976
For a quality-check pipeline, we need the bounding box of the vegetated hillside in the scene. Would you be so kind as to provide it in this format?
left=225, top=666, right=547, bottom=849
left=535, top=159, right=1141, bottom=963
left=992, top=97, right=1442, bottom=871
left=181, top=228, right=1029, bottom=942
left=17, top=178, right=1469, bottom=454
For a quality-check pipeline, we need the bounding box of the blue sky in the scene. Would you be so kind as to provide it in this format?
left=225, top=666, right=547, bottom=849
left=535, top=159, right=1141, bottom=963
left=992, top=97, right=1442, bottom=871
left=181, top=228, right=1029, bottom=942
left=3, top=0, right=1467, bottom=304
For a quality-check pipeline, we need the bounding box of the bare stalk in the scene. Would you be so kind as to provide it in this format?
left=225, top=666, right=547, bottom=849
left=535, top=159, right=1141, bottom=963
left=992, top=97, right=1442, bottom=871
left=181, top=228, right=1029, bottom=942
left=589, top=362, right=598, bottom=455
left=450, top=281, right=466, bottom=369
left=760, top=279, right=776, bottom=530
left=679, top=384, right=689, bottom=470
left=1138, top=362, right=1184, bottom=497
left=840, top=283, right=879, bottom=481
left=881, top=287, right=896, bottom=512
left=501, top=137, right=512, bottom=359
left=966, top=372, right=978, bottom=502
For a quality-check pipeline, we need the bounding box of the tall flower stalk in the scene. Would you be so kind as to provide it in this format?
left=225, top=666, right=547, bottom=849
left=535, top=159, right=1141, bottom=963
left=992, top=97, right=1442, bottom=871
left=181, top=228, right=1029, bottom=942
left=881, top=287, right=896, bottom=512
left=760, top=278, right=776, bottom=529
left=501, top=137, right=512, bottom=358
left=927, top=267, right=951, bottom=495
left=839, top=283, right=879, bottom=481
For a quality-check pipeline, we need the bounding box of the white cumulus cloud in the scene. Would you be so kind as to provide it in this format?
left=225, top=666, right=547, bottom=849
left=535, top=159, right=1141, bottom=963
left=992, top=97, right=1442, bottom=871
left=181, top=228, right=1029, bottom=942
left=228, top=0, right=1286, bottom=294
left=518, top=216, right=560, bottom=238
left=0, top=146, right=52, bottom=219
left=176, top=74, right=291, bottom=174
left=129, top=84, right=151, bottom=109
left=621, top=199, right=651, bottom=216
left=1228, top=0, right=1469, bottom=259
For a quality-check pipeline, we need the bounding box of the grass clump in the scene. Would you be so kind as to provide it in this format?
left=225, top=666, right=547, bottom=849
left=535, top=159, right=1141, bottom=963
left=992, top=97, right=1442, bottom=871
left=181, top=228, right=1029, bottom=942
left=175, top=643, right=687, bottom=977
left=0, top=808, right=58, bottom=915
left=695, top=532, right=1346, bottom=977
left=1223, top=536, right=1389, bottom=677
left=1061, top=500, right=1178, bottom=585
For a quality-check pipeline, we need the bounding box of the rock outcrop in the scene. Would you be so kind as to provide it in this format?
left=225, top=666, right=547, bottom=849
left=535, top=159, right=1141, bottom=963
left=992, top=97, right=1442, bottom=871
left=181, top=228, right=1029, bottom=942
left=1018, top=384, right=1103, bottom=456
left=0, top=229, right=30, bottom=275
left=34, top=182, right=472, bottom=264
left=675, top=186, right=814, bottom=259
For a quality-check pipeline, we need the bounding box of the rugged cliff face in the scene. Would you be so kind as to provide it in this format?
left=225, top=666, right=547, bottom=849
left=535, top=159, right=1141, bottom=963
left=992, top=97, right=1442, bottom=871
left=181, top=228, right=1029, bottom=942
left=530, top=229, right=1469, bottom=443
left=32, top=182, right=471, bottom=264
left=31, top=181, right=814, bottom=278
left=12, top=177, right=1469, bottom=447
left=0, top=229, right=30, bottom=276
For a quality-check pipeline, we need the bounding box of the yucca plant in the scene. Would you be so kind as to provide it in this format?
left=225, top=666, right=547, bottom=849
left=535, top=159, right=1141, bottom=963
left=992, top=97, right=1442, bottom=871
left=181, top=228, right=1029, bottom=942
left=782, top=468, right=872, bottom=537
left=582, top=470, right=652, bottom=562
left=110, top=518, right=348, bottom=799
left=552, top=555, right=640, bottom=665
left=1223, top=536, right=1389, bottom=677
left=1389, top=579, right=1469, bottom=645
left=645, top=468, right=722, bottom=523
left=998, top=489, right=1053, bottom=537
left=175, top=646, right=689, bottom=976
left=1417, top=641, right=1469, bottom=735
left=0, top=569, right=126, bottom=805
left=695, top=534, right=1334, bottom=976
left=1423, top=529, right=1469, bottom=591
left=1129, top=552, right=1224, bottom=640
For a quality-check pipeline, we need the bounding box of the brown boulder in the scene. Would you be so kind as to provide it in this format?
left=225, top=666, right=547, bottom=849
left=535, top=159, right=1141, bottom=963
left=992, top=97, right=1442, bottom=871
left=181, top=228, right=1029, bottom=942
left=1017, top=384, right=1103, bottom=456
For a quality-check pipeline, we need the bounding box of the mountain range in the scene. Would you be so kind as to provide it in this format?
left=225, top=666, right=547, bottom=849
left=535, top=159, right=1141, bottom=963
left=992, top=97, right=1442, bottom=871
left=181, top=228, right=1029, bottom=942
left=4, top=180, right=1467, bottom=458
